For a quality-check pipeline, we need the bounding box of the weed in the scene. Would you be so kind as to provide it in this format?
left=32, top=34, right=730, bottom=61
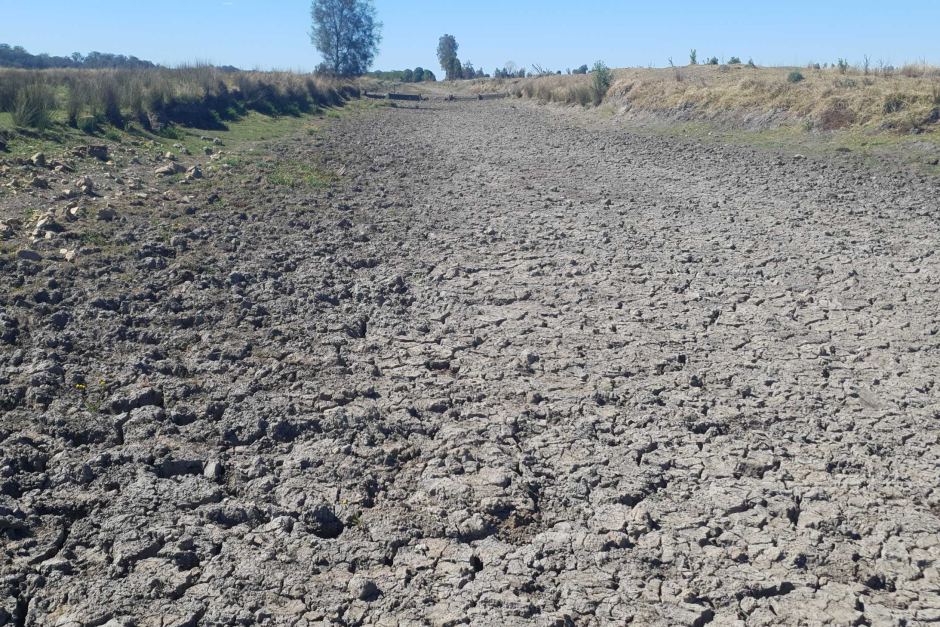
left=81, top=232, right=109, bottom=247
left=266, top=162, right=330, bottom=188
left=883, top=94, right=906, bottom=114
left=788, top=71, right=805, bottom=84
left=11, top=82, right=55, bottom=129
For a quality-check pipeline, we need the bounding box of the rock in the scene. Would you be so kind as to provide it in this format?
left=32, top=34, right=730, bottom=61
left=155, top=163, right=185, bottom=177
left=164, top=151, right=177, bottom=161
left=212, top=137, right=223, bottom=145
left=30, top=152, right=46, bottom=167
left=204, top=461, right=224, bottom=482
left=75, top=176, right=95, bottom=195
left=185, top=165, right=203, bottom=180
left=30, top=176, right=49, bottom=188
left=32, top=214, right=63, bottom=237
left=88, top=145, right=109, bottom=161
left=16, top=249, right=42, bottom=261
left=348, top=575, right=381, bottom=601
left=108, top=386, right=164, bottom=414
left=97, top=207, right=118, bottom=221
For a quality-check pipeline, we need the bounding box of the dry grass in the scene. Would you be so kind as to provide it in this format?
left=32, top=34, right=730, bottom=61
left=489, top=64, right=940, bottom=134
left=0, top=66, right=360, bottom=132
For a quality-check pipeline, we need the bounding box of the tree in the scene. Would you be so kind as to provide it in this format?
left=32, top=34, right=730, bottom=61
left=413, top=66, right=425, bottom=82
left=403, top=68, right=414, bottom=82
left=437, top=35, right=461, bottom=80
left=310, top=0, right=382, bottom=76
left=689, top=49, right=697, bottom=65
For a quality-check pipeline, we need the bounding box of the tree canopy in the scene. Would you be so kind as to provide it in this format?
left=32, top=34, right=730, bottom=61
left=310, top=0, right=382, bottom=76
left=437, top=35, right=460, bottom=81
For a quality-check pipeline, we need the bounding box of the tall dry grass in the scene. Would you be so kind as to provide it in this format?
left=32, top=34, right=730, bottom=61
left=491, top=63, right=940, bottom=133
left=0, top=66, right=360, bottom=131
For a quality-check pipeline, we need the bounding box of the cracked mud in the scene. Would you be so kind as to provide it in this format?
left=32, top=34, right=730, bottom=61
left=2, top=100, right=940, bottom=625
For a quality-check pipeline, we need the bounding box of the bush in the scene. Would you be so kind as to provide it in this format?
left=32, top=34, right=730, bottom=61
left=837, top=58, right=849, bottom=74
left=728, top=56, right=742, bottom=65
left=591, top=61, right=612, bottom=105
left=787, top=71, right=805, bottom=84
left=12, top=82, right=55, bottom=128
left=707, top=57, right=719, bottom=65
left=883, top=94, right=905, bottom=114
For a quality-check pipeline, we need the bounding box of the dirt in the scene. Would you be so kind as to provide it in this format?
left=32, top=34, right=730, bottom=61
left=1, top=99, right=939, bottom=626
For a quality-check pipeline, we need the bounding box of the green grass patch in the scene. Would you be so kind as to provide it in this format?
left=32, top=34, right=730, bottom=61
left=645, top=118, right=940, bottom=174
left=263, top=160, right=331, bottom=189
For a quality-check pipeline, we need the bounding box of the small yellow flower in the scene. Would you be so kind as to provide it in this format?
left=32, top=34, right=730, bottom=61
left=75, top=384, right=86, bottom=390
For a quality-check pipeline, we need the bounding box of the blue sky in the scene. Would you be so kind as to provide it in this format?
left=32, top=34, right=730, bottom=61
left=4, top=1, right=939, bottom=72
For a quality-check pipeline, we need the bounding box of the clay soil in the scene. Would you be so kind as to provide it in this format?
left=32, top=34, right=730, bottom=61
left=2, top=99, right=940, bottom=625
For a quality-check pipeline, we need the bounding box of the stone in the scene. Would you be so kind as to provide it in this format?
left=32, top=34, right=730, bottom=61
left=16, top=249, right=42, bottom=261
left=155, top=163, right=185, bottom=176
left=30, top=152, right=46, bottom=167
left=97, top=207, right=118, bottom=221
left=75, top=176, right=95, bottom=195
left=348, top=575, right=381, bottom=601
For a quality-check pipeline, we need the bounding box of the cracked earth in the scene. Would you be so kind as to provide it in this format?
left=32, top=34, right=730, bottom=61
left=2, top=99, right=940, bottom=625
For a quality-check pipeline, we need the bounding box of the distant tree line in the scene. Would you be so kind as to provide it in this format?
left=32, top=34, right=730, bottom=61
left=367, top=67, right=437, bottom=82
left=0, top=44, right=158, bottom=69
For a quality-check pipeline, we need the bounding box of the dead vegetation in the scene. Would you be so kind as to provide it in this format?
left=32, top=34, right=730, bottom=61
left=486, top=63, right=940, bottom=134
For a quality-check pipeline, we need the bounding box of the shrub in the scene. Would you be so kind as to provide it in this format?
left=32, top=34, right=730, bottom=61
left=728, top=56, right=742, bottom=65
left=837, top=58, right=849, bottom=74
left=883, top=93, right=905, bottom=114
left=787, top=71, right=805, bottom=83
left=12, top=82, right=55, bottom=129
left=689, top=49, right=697, bottom=65
left=707, top=57, right=719, bottom=65
left=747, top=58, right=756, bottom=68
left=591, top=61, right=612, bottom=105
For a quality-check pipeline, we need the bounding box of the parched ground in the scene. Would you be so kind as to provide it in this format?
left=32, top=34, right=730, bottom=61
left=1, top=98, right=940, bottom=626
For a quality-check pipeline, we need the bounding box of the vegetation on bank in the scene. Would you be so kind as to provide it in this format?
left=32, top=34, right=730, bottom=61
left=0, top=66, right=359, bottom=136
left=495, top=62, right=940, bottom=135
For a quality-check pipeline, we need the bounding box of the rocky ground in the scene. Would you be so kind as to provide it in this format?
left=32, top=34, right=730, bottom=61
left=1, top=98, right=939, bottom=626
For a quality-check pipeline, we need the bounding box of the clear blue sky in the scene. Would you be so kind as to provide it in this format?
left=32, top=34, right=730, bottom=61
left=4, top=1, right=939, bottom=72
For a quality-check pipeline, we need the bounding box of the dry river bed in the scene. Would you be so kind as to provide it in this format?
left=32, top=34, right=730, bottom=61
left=1, top=100, right=940, bottom=626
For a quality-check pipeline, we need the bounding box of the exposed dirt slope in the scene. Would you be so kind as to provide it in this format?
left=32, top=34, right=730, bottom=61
left=2, top=100, right=939, bottom=625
